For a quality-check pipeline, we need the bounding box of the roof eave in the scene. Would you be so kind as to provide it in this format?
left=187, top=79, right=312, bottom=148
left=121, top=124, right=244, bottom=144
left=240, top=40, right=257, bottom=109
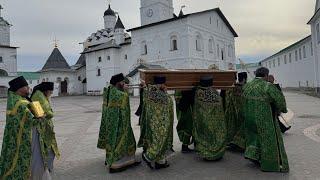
left=81, top=46, right=121, bottom=54
left=40, top=69, right=74, bottom=73
left=308, top=9, right=320, bottom=24
left=260, top=35, right=311, bottom=63
left=127, top=8, right=238, bottom=37
left=0, top=45, right=19, bottom=49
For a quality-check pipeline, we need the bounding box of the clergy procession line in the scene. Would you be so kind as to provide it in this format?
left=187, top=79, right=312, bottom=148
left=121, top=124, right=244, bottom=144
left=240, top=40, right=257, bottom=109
left=0, top=67, right=291, bottom=179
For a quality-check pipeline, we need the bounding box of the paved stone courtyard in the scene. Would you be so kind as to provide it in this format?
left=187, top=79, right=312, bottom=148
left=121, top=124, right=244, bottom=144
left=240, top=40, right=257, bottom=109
left=1, top=92, right=320, bottom=179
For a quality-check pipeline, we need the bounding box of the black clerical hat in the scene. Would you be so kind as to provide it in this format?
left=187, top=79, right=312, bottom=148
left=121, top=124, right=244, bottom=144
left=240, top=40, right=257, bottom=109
left=110, top=73, right=125, bottom=85
left=40, top=82, right=54, bottom=91
left=8, top=76, right=29, bottom=92
left=31, top=82, right=54, bottom=97
left=200, top=76, right=213, bottom=87
left=153, top=76, right=166, bottom=85
left=238, top=72, right=248, bottom=81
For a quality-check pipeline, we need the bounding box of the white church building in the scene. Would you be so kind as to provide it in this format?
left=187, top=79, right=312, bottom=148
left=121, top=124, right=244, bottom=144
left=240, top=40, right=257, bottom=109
left=81, top=0, right=238, bottom=95
left=1, top=0, right=239, bottom=97
left=0, top=5, right=18, bottom=96
left=260, top=0, right=320, bottom=94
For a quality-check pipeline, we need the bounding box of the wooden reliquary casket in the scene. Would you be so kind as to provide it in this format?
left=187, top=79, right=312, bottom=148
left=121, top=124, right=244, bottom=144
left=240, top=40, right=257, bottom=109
left=139, top=69, right=237, bottom=90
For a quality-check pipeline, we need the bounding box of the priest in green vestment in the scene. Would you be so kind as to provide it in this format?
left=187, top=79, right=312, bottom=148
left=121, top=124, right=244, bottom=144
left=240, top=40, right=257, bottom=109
left=139, top=76, right=174, bottom=169
left=193, top=76, right=227, bottom=161
left=0, top=76, right=47, bottom=180
left=175, top=90, right=195, bottom=153
left=243, top=67, right=289, bottom=172
left=31, top=82, right=60, bottom=174
left=97, top=73, right=140, bottom=173
left=223, top=72, right=247, bottom=151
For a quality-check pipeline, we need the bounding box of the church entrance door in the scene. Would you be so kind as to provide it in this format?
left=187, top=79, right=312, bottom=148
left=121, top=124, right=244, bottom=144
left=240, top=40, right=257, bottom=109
left=0, top=86, right=8, bottom=98
left=60, top=80, right=68, bottom=95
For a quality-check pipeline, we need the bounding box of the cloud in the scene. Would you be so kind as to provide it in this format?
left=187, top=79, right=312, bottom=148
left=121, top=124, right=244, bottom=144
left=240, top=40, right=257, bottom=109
left=1, top=0, right=316, bottom=70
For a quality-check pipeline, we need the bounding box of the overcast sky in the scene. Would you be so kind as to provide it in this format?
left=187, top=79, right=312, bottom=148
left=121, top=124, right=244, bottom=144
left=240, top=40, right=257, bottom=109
left=1, top=0, right=316, bottom=71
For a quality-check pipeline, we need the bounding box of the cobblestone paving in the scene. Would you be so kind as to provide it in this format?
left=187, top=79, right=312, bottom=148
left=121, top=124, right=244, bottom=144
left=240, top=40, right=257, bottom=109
left=1, top=92, right=320, bottom=180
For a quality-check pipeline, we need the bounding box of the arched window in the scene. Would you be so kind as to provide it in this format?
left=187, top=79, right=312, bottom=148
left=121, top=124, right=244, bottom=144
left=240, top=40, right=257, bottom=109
left=141, top=41, right=147, bottom=55
left=57, top=77, right=62, bottom=82
left=208, top=38, right=214, bottom=53
left=228, top=45, right=233, bottom=57
left=221, top=49, right=224, bottom=60
left=170, top=36, right=178, bottom=51
left=144, top=45, right=148, bottom=55
left=97, top=69, right=101, bottom=76
left=196, top=34, right=202, bottom=51
left=0, top=69, right=8, bottom=77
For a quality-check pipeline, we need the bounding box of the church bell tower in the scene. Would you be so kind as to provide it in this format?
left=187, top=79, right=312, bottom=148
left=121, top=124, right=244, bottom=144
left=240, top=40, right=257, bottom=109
left=140, top=0, right=174, bottom=26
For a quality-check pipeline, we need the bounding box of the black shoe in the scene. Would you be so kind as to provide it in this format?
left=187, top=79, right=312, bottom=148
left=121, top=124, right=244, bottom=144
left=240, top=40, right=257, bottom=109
left=203, top=156, right=223, bottom=161
left=181, top=145, right=194, bottom=153
left=142, top=153, right=154, bottom=169
left=227, top=144, right=245, bottom=153
left=126, top=161, right=142, bottom=170
left=170, top=147, right=175, bottom=153
left=109, top=161, right=141, bottom=173
left=155, top=161, right=170, bottom=169
left=109, top=166, right=127, bottom=174
left=283, top=126, right=291, bottom=133
left=248, top=159, right=260, bottom=166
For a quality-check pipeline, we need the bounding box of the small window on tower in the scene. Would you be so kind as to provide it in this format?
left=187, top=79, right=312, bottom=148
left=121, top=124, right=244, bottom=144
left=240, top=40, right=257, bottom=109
left=208, top=39, right=214, bottom=53
left=0, top=57, right=3, bottom=63
left=107, top=56, right=110, bottom=61
left=170, top=36, right=178, bottom=51
left=78, top=76, right=82, bottom=81
left=141, top=41, right=148, bottom=55
left=289, top=53, right=292, bottom=63
left=303, top=46, right=306, bottom=58
left=284, top=55, right=287, bottom=64
left=125, top=54, right=128, bottom=60
left=273, top=59, right=275, bottom=67
left=196, top=35, right=202, bottom=51
left=299, top=48, right=302, bottom=60
left=228, top=45, right=233, bottom=57
left=144, top=44, right=148, bottom=55
left=98, top=57, right=102, bottom=62
left=97, top=69, right=101, bottom=76
left=221, top=50, right=224, bottom=60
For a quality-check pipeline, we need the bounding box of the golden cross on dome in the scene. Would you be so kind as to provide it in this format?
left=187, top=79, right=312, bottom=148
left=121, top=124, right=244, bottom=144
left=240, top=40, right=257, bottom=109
left=53, top=38, right=59, bottom=48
